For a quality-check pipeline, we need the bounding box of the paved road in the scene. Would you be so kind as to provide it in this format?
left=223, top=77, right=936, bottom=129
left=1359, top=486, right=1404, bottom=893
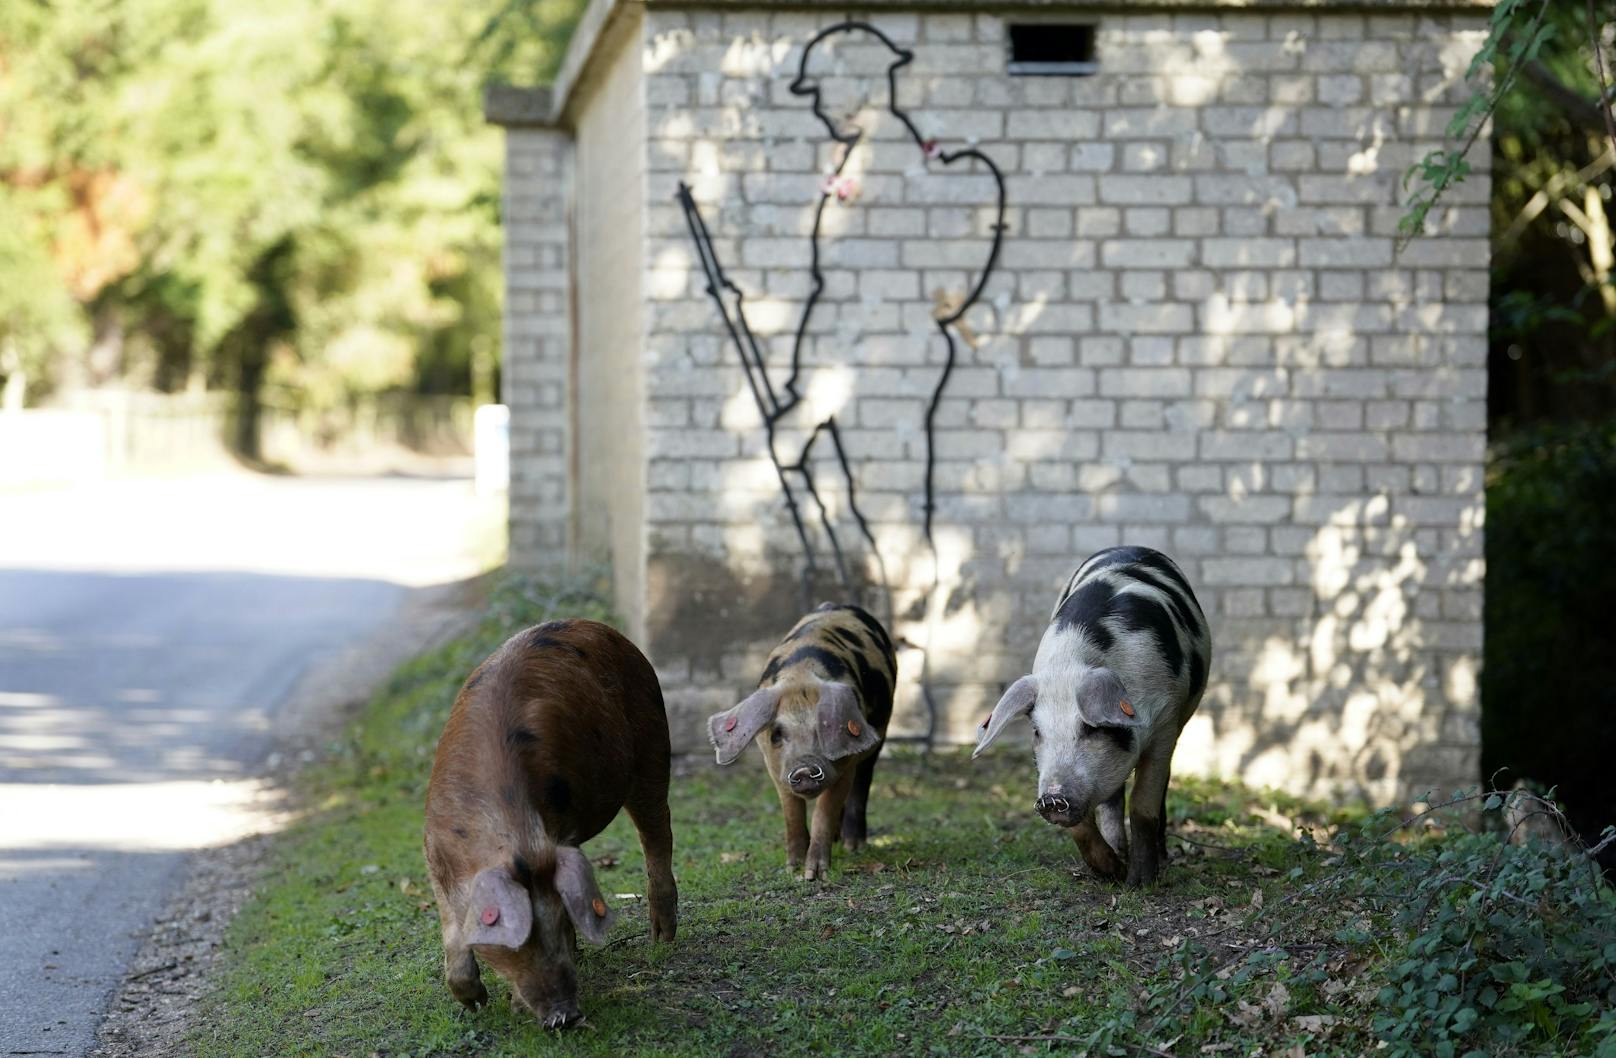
left=0, top=472, right=496, bottom=1056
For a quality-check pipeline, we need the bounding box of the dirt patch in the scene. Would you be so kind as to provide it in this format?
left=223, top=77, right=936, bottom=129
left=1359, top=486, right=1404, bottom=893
left=90, top=576, right=486, bottom=1058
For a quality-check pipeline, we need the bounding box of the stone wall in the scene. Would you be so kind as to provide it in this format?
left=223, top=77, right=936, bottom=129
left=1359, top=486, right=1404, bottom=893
left=572, top=11, right=651, bottom=639
left=500, top=123, right=573, bottom=571
left=491, top=3, right=1492, bottom=803
left=628, top=7, right=1489, bottom=803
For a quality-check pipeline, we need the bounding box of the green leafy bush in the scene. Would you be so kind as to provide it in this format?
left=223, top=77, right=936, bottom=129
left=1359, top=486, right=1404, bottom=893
left=1083, top=792, right=1616, bottom=1058
left=1360, top=803, right=1616, bottom=1058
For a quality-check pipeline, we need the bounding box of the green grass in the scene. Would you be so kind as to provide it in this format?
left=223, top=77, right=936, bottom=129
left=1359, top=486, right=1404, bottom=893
left=192, top=578, right=1614, bottom=1058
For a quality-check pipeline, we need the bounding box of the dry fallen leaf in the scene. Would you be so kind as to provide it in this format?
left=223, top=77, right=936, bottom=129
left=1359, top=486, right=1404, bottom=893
left=1264, top=981, right=1291, bottom=1017
left=719, top=851, right=747, bottom=865
left=1249, top=887, right=1265, bottom=910
left=1292, top=1014, right=1338, bottom=1033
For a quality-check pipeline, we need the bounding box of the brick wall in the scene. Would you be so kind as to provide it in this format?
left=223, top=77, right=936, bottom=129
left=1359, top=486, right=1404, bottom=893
left=573, top=12, right=651, bottom=639
left=501, top=126, right=572, bottom=571
left=525, top=4, right=1490, bottom=803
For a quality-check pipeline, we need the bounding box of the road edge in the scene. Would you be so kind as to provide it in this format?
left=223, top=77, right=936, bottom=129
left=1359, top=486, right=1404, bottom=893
left=89, top=574, right=488, bottom=1058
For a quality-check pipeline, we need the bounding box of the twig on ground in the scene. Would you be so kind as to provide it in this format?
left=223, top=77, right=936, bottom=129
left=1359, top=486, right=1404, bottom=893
left=1172, top=833, right=1251, bottom=858
left=125, top=962, right=180, bottom=981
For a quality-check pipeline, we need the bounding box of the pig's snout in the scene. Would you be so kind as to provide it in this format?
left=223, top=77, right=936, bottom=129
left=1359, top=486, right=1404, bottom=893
left=787, top=762, right=828, bottom=796
left=1036, top=793, right=1080, bottom=827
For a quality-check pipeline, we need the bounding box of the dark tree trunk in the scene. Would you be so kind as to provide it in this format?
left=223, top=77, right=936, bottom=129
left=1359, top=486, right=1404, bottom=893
left=223, top=239, right=297, bottom=462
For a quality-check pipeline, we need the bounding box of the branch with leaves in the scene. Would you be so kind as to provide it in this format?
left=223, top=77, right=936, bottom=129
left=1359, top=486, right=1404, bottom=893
left=1399, top=0, right=1557, bottom=250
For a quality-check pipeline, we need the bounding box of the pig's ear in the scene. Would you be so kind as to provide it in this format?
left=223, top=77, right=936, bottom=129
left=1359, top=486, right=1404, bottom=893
left=1074, top=667, right=1145, bottom=728
left=555, top=846, right=614, bottom=946
left=816, top=681, right=879, bottom=760
left=973, top=675, right=1037, bottom=758
left=707, top=687, right=781, bottom=765
left=462, top=866, right=533, bottom=950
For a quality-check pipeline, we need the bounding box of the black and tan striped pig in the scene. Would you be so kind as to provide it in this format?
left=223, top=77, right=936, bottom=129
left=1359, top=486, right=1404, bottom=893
left=707, top=603, right=897, bottom=880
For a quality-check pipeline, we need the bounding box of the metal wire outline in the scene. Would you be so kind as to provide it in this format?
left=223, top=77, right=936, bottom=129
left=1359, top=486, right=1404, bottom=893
left=676, top=20, right=1009, bottom=744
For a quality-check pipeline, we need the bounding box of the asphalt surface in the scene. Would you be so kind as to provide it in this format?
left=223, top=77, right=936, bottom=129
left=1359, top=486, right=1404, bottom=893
left=0, top=472, right=495, bottom=1056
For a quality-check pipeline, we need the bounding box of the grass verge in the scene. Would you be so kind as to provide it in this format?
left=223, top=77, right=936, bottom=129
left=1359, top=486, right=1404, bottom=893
left=194, top=578, right=1616, bottom=1058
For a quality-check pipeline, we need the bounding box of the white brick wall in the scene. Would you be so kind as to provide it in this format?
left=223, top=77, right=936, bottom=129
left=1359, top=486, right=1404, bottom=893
left=501, top=127, right=572, bottom=571
left=504, top=3, right=1491, bottom=804
left=572, top=15, right=650, bottom=640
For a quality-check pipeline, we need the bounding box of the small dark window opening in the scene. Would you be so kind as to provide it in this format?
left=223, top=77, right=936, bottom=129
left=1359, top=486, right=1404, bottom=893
left=1007, top=23, right=1098, bottom=76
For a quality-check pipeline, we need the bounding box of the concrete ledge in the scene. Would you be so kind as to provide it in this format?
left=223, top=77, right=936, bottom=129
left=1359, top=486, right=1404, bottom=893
left=483, top=84, right=556, bottom=128
left=508, top=0, right=1491, bottom=129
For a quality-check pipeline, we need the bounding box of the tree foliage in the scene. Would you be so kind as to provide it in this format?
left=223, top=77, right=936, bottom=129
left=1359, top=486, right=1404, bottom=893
left=1483, top=420, right=1616, bottom=862
left=1406, top=0, right=1616, bottom=423
left=1408, top=3, right=1616, bottom=850
left=0, top=0, right=583, bottom=423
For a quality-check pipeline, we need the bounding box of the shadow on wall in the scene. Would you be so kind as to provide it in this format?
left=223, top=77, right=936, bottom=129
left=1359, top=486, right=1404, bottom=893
left=1175, top=493, right=1483, bottom=804
left=642, top=12, right=1486, bottom=802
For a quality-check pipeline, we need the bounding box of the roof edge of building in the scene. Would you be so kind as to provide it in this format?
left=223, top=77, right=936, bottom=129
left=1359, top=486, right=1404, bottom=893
left=483, top=84, right=558, bottom=128
left=487, top=0, right=1493, bottom=129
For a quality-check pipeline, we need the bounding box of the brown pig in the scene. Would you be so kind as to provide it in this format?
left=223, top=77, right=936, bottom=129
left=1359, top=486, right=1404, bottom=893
left=707, top=603, right=897, bottom=880
left=423, top=619, right=677, bottom=1028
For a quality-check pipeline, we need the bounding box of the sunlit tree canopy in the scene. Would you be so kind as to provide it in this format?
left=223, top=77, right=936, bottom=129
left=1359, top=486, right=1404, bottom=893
left=0, top=0, right=583, bottom=422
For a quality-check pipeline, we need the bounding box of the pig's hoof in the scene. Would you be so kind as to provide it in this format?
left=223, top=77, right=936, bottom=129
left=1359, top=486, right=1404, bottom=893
left=801, top=861, right=828, bottom=881
left=1125, top=865, right=1160, bottom=888
left=1125, top=848, right=1161, bottom=887
left=650, top=908, right=678, bottom=943
left=542, top=1010, right=582, bottom=1031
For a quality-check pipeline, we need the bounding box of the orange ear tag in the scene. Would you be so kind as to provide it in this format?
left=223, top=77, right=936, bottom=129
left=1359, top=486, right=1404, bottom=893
left=591, top=897, right=608, bottom=918
left=724, top=716, right=737, bottom=732
left=481, top=905, right=500, bottom=926
left=846, top=720, right=861, bottom=737
left=1119, top=700, right=1135, bottom=717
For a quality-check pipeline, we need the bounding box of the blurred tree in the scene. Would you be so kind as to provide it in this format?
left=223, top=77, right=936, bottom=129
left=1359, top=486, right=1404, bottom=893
left=1409, top=2, right=1616, bottom=851
left=1406, top=0, right=1616, bottom=424
left=1482, top=421, right=1616, bottom=870
left=1488, top=2, right=1616, bottom=425
left=0, top=0, right=582, bottom=448
left=0, top=190, right=87, bottom=409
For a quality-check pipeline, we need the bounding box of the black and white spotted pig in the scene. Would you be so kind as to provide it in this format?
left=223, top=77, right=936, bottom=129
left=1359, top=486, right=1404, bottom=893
left=974, top=546, right=1211, bottom=887
left=707, top=603, right=897, bottom=881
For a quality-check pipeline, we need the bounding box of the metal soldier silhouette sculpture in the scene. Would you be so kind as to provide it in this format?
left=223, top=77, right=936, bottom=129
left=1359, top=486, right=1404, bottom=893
left=677, top=21, right=1007, bottom=738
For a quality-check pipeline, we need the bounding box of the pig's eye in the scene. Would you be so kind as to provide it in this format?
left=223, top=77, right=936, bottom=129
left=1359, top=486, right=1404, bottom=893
left=1030, top=722, right=1041, bottom=741
left=770, top=724, right=784, bottom=745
